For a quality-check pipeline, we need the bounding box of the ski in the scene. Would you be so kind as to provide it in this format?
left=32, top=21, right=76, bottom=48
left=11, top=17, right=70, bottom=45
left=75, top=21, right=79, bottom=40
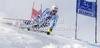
left=3, top=18, right=30, bottom=21
left=32, top=30, right=48, bottom=33
left=2, top=18, right=50, bottom=35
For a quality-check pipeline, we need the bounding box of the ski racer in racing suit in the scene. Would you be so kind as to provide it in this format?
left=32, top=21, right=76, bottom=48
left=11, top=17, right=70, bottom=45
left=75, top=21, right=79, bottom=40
left=40, top=5, right=59, bottom=35
left=29, top=5, right=59, bottom=35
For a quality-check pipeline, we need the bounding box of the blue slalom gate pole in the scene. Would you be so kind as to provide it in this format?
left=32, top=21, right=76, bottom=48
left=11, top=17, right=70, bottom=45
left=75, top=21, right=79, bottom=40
left=95, top=0, right=97, bottom=43
left=75, top=0, right=78, bottom=39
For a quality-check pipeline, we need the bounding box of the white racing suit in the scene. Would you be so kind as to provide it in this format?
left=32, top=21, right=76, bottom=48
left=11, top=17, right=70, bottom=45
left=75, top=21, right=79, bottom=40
left=22, top=8, right=59, bottom=29
left=38, top=8, right=59, bottom=28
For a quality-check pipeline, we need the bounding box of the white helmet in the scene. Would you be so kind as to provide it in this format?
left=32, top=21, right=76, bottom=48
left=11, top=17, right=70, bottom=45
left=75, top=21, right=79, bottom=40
left=51, top=5, right=58, bottom=12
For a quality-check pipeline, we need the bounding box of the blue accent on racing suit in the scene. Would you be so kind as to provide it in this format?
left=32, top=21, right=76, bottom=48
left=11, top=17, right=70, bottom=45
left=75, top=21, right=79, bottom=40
left=40, top=8, right=59, bottom=28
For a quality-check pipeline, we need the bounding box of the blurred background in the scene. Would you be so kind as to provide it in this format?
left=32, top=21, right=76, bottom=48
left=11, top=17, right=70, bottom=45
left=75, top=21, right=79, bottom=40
left=0, top=0, right=100, bottom=43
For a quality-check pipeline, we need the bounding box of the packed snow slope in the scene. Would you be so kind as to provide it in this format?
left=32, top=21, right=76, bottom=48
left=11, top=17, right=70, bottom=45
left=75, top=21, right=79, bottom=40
left=0, top=0, right=100, bottom=47
left=0, top=0, right=100, bottom=43
left=0, top=20, right=99, bottom=48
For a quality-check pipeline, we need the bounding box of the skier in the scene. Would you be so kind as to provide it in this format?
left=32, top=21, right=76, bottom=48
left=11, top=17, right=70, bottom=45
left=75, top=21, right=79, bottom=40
left=24, top=5, right=59, bottom=35
left=38, top=5, right=59, bottom=35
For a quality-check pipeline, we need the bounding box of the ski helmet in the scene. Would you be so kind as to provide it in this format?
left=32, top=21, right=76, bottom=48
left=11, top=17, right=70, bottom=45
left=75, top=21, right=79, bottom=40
left=51, top=5, right=58, bottom=12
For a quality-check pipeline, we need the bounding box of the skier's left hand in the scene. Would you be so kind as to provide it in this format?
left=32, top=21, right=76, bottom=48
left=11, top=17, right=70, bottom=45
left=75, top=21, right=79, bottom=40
left=42, top=19, right=47, bottom=23
left=47, top=27, right=53, bottom=35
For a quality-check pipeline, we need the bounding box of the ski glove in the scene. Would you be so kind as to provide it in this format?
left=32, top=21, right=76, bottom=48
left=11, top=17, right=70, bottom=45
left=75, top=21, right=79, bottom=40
left=42, top=19, right=47, bottom=23
left=47, top=27, right=53, bottom=35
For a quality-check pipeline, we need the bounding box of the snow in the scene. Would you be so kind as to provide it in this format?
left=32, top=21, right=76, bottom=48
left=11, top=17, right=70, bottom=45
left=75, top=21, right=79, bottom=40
left=0, top=0, right=100, bottom=48
left=0, top=21, right=99, bottom=48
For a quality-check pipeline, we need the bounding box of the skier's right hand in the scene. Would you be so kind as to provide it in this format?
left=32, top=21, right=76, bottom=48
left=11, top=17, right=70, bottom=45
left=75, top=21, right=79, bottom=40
left=47, top=27, right=53, bottom=35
